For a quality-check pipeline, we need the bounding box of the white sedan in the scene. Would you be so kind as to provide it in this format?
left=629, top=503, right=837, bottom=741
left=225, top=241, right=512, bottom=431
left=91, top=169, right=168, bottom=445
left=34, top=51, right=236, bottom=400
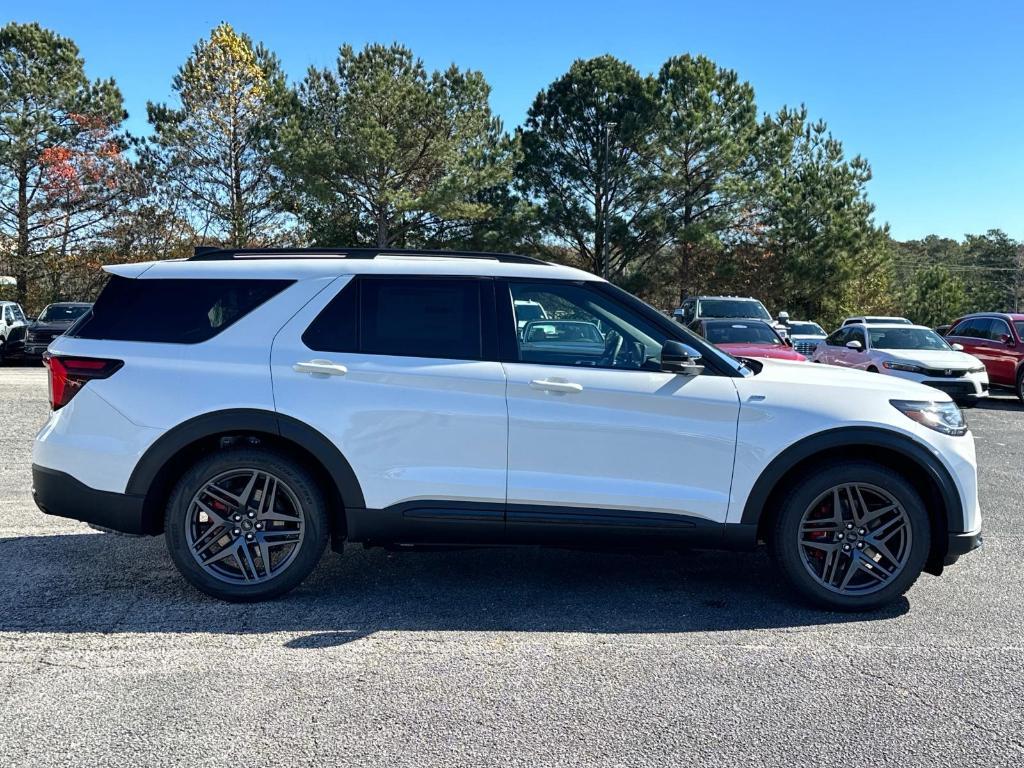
left=812, top=323, right=988, bottom=402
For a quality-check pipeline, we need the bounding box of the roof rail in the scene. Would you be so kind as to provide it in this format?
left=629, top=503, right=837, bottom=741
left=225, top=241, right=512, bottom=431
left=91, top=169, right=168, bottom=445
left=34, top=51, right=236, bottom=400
left=189, top=246, right=548, bottom=266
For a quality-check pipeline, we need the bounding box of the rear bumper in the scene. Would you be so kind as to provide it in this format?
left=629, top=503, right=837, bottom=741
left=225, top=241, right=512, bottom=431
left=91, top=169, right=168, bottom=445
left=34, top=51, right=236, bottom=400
left=32, top=464, right=148, bottom=534
left=944, top=529, right=983, bottom=566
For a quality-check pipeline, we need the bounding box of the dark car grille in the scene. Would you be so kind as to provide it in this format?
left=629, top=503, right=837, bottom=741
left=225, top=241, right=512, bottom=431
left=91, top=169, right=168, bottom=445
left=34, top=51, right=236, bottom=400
left=793, top=340, right=821, bottom=355
left=926, top=381, right=976, bottom=395
left=921, top=367, right=969, bottom=378
left=26, top=330, right=60, bottom=344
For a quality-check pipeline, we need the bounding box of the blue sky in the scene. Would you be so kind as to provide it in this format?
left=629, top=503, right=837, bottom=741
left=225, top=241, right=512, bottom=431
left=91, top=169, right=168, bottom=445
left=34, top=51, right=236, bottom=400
left=14, top=1, right=1024, bottom=241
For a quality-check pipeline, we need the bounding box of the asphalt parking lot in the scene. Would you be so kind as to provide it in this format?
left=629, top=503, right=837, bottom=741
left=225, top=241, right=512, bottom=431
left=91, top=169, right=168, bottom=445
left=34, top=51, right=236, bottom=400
left=1, top=366, right=1022, bottom=767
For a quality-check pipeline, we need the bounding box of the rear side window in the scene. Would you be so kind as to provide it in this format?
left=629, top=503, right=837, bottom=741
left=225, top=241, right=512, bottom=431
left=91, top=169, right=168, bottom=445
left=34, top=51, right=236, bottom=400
left=70, top=276, right=292, bottom=344
left=950, top=318, right=990, bottom=339
left=303, top=277, right=483, bottom=360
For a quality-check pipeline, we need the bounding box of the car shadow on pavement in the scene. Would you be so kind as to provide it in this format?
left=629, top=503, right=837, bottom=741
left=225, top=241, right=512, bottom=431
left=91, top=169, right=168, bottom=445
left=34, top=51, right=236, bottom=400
left=973, top=395, right=1022, bottom=412
left=0, top=532, right=908, bottom=642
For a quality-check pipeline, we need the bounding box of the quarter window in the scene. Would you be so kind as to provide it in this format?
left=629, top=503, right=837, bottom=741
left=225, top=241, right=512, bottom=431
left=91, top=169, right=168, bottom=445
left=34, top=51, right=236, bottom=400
left=70, top=276, right=292, bottom=344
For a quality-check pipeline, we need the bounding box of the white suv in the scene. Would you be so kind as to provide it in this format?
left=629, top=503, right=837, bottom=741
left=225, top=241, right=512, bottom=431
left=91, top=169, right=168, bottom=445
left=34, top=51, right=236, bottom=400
left=31, top=248, right=982, bottom=609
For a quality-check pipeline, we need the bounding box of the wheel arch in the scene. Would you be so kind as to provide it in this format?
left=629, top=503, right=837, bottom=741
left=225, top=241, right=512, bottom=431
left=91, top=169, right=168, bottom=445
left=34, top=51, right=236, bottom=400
left=127, top=408, right=364, bottom=543
left=743, top=427, right=964, bottom=575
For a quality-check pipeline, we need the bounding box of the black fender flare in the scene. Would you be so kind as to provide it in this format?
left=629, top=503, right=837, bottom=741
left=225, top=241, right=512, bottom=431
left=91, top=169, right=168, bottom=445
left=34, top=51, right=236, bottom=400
left=740, top=426, right=964, bottom=531
left=127, top=408, right=365, bottom=510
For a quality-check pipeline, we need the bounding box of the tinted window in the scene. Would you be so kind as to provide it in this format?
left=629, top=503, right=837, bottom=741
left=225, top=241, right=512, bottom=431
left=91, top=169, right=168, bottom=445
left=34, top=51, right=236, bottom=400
left=303, top=277, right=483, bottom=360
left=509, top=282, right=668, bottom=369
left=3, top=307, right=11, bottom=324
left=950, top=318, right=989, bottom=339
left=1015, top=321, right=1024, bottom=340
left=847, top=327, right=866, bottom=346
left=361, top=279, right=481, bottom=359
left=71, top=276, right=292, bottom=344
left=788, top=322, right=825, bottom=336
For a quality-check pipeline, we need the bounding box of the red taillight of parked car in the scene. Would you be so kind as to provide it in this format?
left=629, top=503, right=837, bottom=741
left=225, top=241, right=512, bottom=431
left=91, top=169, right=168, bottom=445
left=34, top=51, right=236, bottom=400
left=44, top=354, right=123, bottom=411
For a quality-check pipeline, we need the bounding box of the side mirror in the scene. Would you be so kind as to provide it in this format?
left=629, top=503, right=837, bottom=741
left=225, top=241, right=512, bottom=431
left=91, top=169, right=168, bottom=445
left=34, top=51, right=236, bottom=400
left=661, top=340, right=704, bottom=376
left=951, top=342, right=964, bottom=351
left=999, top=334, right=1015, bottom=346
left=846, top=340, right=863, bottom=351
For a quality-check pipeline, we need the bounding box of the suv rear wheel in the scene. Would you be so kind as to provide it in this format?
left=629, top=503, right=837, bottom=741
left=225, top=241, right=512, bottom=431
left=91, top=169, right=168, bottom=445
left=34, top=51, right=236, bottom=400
left=165, top=448, right=329, bottom=601
left=771, top=461, right=930, bottom=611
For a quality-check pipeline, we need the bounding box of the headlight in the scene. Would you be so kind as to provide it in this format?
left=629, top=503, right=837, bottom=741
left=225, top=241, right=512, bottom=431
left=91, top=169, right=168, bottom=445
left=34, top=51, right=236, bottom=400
left=968, top=365, right=985, bottom=374
left=890, top=399, right=968, bottom=436
left=883, top=361, right=925, bottom=373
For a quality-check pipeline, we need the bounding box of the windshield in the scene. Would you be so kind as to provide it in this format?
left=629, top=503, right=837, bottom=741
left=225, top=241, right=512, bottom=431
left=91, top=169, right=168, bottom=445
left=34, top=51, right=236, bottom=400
left=705, top=321, right=782, bottom=345
left=788, top=322, right=825, bottom=336
left=1015, top=321, right=1024, bottom=340
left=868, top=327, right=951, bottom=351
left=38, top=304, right=89, bottom=322
left=525, top=322, right=603, bottom=343
left=698, top=298, right=771, bottom=321
left=515, top=303, right=545, bottom=321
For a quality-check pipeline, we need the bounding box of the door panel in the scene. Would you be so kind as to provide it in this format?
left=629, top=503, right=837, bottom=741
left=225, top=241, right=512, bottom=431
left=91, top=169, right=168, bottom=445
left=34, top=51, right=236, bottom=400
left=503, top=363, right=739, bottom=524
left=270, top=276, right=509, bottom=526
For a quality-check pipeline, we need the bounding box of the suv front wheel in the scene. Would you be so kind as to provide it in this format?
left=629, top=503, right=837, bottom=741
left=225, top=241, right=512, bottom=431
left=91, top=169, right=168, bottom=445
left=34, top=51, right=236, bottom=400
left=771, top=461, right=930, bottom=611
left=165, top=448, right=329, bottom=601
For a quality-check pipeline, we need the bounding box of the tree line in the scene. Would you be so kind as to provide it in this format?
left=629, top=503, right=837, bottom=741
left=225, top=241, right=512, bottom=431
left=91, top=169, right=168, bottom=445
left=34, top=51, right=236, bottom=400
left=1, top=21, right=1019, bottom=328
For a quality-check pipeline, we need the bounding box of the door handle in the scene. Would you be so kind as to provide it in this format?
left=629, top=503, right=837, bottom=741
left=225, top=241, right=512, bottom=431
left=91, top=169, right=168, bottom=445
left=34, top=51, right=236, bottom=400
left=293, top=359, right=348, bottom=377
left=529, top=378, right=583, bottom=393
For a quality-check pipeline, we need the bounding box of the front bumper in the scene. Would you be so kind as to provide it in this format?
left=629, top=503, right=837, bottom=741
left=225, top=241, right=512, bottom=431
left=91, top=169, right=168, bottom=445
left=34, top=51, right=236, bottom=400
left=32, top=463, right=148, bottom=534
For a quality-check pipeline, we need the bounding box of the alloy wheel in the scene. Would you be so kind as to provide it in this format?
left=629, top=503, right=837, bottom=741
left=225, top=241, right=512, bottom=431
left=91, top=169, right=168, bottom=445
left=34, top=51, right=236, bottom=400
left=185, top=468, right=305, bottom=585
left=798, top=482, right=913, bottom=595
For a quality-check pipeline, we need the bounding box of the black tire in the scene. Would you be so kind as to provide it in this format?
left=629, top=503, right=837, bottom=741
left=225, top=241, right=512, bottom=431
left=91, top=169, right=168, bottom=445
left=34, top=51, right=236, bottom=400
left=165, top=448, right=329, bottom=602
left=1016, top=367, right=1024, bottom=404
left=866, top=366, right=879, bottom=373
left=771, top=461, right=930, bottom=611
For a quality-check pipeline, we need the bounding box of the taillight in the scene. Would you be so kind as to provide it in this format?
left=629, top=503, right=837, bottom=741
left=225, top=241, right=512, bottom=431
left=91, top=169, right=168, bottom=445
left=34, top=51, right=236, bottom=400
left=44, top=354, right=123, bottom=410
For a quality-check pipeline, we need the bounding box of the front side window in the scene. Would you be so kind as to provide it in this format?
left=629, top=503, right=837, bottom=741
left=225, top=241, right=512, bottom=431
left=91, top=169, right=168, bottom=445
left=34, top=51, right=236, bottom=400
left=1014, top=321, right=1024, bottom=340
left=303, top=277, right=483, bottom=361
left=988, top=319, right=1012, bottom=341
left=825, top=328, right=849, bottom=346
left=3, top=307, right=12, bottom=324
left=847, top=327, right=867, bottom=347
left=509, top=282, right=668, bottom=370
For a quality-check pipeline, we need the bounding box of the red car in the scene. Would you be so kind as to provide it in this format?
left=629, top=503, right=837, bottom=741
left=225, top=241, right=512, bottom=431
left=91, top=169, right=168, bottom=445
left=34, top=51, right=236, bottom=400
left=692, top=318, right=807, bottom=362
left=945, top=312, right=1024, bottom=400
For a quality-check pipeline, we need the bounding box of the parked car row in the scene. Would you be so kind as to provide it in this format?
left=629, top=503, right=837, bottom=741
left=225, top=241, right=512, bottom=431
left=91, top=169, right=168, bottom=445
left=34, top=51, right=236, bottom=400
left=673, top=295, right=1023, bottom=405
left=0, top=301, right=93, bottom=363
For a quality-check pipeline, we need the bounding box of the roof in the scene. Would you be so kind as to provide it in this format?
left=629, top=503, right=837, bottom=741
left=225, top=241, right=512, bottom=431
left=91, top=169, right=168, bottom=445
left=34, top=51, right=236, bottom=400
left=954, top=311, right=1024, bottom=321
left=104, top=248, right=599, bottom=283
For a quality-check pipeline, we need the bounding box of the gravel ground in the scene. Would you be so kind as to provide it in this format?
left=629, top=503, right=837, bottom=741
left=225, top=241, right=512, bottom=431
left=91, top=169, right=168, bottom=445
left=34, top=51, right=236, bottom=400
left=0, top=366, right=1022, bottom=767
